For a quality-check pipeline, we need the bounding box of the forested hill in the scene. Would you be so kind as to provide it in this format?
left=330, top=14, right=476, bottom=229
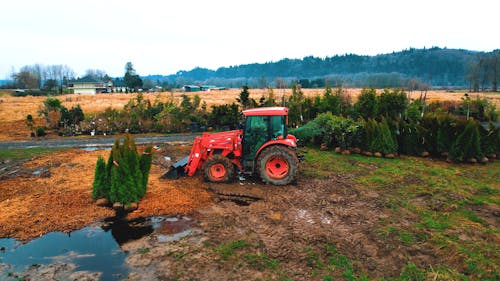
left=157, top=47, right=499, bottom=89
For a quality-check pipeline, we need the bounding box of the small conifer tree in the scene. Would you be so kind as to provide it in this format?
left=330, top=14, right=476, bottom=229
left=480, top=122, right=500, bottom=157
left=436, top=113, right=458, bottom=155
left=139, top=143, right=153, bottom=197
left=91, top=156, right=107, bottom=200
left=449, top=120, right=483, bottom=162
left=109, top=163, right=120, bottom=203
left=398, top=120, right=424, bottom=156
left=368, top=119, right=398, bottom=155
left=361, top=119, right=377, bottom=152
left=92, top=134, right=153, bottom=205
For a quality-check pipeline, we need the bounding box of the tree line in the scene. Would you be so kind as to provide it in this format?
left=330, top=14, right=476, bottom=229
left=5, top=62, right=145, bottom=94
left=5, top=47, right=500, bottom=94
left=8, top=64, right=76, bottom=93
left=164, top=47, right=500, bottom=90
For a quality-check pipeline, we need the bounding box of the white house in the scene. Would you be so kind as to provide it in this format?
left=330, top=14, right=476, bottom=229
left=68, top=77, right=108, bottom=94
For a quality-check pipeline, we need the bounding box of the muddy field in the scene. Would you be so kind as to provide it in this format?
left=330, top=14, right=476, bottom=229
left=1, top=89, right=498, bottom=141
left=0, top=88, right=499, bottom=280
left=0, top=145, right=410, bottom=280
left=3, top=143, right=497, bottom=281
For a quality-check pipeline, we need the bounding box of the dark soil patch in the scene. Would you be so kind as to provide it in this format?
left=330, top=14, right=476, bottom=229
left=122, top=174, right=440, bottom=280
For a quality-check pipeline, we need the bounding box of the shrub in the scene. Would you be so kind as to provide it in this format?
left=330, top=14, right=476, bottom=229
left=419, top=113, right=440, bottom=155
left=449, top=120, right=483, bottom=162
left=458, top=95, right=498, bottom=122
left=364, top=118, right=398, bottom=155
left=12, top=89, right=55, bottom=97
left=208, top=103, right=240, bottom=130
left=60, top=105, right=84, bottom=127
left=26, top=114, right=35, bottom=136
left=289, top=121, right=322, bottom=146
left=436, top=113, right=459, bottom=155
left=479, top=122, right=500, bottom=158
left=324, top=116, right=363, bottom=150
left=377, top=88, right=408, bottom=119
left=355, top=88, right=378, bottom=119
left=35, top=127, right=46, bottom=137
left=405, top=99, right=425, bottom=121
left=398, top=120, right=425, bottom=156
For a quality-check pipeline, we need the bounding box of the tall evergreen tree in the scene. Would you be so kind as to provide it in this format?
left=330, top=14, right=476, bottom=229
left=355, top=88, right=378, bottom=119
left=139, top=144, right=153, bottom=197
left=480, top=122, right=500, bottom=157
left=92, top=156, right=107, bottom=200
left=124, top=62, right=143, bottom=92
left=449, top=120, right=483, bottom=162
left=398, top=120, right=424, bottom=156
left=92, top=134, right=153, bottom=205
left=368, top=118, right=398, bottom=155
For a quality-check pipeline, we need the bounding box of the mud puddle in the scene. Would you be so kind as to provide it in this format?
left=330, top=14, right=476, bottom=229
left=0, top=215, right=197, bottom=280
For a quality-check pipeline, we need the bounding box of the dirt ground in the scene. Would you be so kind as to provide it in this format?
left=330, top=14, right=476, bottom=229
left=1, top=144, right=442, bottom=280
left=0, top=144, right=211, bottom=242
left=1, top=89, right=498, bottom=141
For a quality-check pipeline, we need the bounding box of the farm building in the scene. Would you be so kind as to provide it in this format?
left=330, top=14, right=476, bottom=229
left=183, top=85, right=201, bottom=92
left=68, top=77, right=109, bottom=94
left=112, top=80, right=127, bottom=93
left=201, top=85, right=226, bottom=91
left=184, top=85, right=226, bottom=92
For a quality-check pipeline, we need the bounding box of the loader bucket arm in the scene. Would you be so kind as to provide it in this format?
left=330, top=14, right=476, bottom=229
left=185, top=136, right=203, bottom=176
left=161, top=136, right=202, bottom=179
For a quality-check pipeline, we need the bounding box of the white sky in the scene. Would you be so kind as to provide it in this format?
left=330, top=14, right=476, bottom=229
left=1, top=0, right=498, bottom=78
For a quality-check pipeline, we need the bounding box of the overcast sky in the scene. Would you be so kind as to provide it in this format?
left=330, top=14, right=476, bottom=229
left=1, top=0, right=498, bottom=79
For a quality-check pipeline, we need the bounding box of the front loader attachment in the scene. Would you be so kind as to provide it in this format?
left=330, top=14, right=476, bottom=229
left=161, top=156, right=189, bottom=179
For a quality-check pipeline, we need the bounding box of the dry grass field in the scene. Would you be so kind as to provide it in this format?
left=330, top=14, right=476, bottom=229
left=0, top=89, right=498, bottom=141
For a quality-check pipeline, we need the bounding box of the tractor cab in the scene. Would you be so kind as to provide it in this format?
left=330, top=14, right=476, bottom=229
left=241, top=107, right=289, bottom=173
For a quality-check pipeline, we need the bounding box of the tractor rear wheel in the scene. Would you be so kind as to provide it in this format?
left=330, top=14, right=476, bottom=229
left=202, top=155, right=235, bottom=183
left=257, top=146, right=299, bottom=185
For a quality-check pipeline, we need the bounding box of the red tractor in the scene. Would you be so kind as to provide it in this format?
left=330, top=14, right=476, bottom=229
left=165, top=107, right=300, bottom=185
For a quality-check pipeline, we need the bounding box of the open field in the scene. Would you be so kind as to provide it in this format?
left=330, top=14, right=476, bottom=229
left=0, top=89, right=499, bottom=141
left=0, top=87, right=499, bottom=279
left=0, top=144, right=498, bottom=280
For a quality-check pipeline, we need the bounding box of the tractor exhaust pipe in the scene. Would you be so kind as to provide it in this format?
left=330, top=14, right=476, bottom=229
left=161, top=156, right=189, bottom=179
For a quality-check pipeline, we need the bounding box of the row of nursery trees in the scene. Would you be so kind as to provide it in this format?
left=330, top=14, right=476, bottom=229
left=89, top=86, right=497, bottom=205
left=32, top=85, right=496, bottom=139
left=32, top=87, right=273, bottom=136
left=36, top=85, right=498, bottom=164
left=290, top=87, right=499, bottom=163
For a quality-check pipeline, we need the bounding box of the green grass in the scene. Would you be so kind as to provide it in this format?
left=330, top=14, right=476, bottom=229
left=289, top=244, right=370, bottom=281
left=212, top=240, right=291, bottom=280
left=0, top=148, right=64, bottom=161
left=243, top=253, right=279, bottom=270
left=215, top=240, right=250, bottom=260
left=302, top=147, right=500, bottom=280
left=138, top=247, right=150, bottom=254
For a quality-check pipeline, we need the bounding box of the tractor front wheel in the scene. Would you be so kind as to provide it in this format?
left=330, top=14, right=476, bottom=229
left=257, top=146, right=299, bottom=185
left=202, top=155, right=234, bottom=183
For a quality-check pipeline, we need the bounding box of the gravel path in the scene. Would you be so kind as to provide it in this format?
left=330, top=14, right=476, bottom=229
left=0, top=134, right=198, bottom=149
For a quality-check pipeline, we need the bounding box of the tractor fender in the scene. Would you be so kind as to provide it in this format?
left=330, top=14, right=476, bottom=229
left=255, top=137, right=296, bottom=159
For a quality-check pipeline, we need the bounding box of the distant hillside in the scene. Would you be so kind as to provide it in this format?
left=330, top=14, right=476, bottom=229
left=0, top=80, right=12, bottom=86
left=145, top=47, right=499, bottom=89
